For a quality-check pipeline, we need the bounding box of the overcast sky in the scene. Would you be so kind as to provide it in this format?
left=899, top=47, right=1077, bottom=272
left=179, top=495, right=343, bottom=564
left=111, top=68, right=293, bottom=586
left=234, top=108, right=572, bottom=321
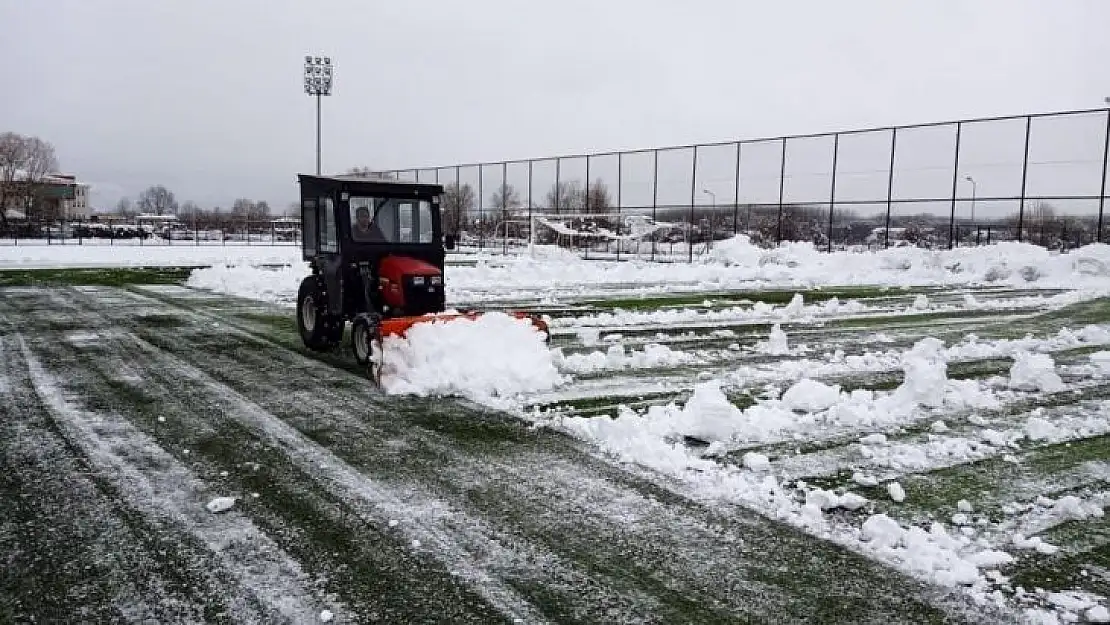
left=2, top=0, right=1108, bottom=212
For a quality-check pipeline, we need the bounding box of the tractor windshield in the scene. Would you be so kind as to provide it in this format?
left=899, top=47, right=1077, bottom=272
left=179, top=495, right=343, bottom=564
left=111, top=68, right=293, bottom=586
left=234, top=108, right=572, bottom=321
left=349, top=197, right=435, bottom=244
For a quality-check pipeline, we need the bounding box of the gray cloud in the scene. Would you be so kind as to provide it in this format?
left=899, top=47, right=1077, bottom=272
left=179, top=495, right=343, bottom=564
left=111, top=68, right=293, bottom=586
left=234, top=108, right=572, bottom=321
left=1, top=0, right=1107, bottom=212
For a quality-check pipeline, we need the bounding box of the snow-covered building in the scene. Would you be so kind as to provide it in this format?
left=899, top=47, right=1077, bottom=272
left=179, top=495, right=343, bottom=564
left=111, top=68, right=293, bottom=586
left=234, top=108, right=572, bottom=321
left=1, top=172, right=90, bottom=219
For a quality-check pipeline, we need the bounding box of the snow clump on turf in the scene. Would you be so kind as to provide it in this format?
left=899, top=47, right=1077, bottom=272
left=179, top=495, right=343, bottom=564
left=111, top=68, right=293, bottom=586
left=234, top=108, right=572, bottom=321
left=1008, top=351, right=1065, bottom=393
left=754, top=323, right=791, bottom=355
left=554, top=342, right=698, bottom=374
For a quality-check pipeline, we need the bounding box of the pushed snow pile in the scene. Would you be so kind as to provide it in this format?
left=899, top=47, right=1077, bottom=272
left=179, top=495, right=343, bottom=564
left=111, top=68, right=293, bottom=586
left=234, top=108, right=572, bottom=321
left=381, top=312, right=565, bottom=402
left=1008, top=351, right=1065, bottom=393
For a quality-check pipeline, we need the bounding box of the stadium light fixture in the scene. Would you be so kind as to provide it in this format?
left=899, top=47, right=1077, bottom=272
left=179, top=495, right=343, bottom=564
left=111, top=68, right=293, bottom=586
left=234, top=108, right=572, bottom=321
left=304, top=55, right=334, bottom=175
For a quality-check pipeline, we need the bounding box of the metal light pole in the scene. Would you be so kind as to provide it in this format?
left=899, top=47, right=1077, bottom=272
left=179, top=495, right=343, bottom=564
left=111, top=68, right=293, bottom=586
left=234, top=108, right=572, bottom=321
left=304, top=55, right=334, bottom=175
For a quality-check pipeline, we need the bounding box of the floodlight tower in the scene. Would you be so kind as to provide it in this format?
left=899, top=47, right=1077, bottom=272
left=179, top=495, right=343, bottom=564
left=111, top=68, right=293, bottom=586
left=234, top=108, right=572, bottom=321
left=304, top=55, right=334, bottom=175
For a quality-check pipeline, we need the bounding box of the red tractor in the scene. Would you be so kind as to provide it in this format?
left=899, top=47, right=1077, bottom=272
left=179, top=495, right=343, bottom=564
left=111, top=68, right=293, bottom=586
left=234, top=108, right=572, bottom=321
left=295, top=173, right=547, bottom=381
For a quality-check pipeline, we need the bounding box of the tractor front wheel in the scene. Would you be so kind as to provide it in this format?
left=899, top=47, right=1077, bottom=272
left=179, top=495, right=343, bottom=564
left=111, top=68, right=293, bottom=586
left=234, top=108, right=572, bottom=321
left=351, top=317, right=376, bottom=366
left=297, top=276, right=342, bottom=351
left=351, top=316, right=383, bottom=384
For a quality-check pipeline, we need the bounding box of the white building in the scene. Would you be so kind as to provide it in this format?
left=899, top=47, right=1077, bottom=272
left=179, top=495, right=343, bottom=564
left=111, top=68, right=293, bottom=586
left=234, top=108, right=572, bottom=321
left=1, top=172, right=90, bottom=220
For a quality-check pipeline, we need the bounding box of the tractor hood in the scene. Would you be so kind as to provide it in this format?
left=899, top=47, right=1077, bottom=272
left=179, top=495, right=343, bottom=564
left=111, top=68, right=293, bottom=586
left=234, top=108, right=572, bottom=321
left=378, top=254, right=444, bottom=313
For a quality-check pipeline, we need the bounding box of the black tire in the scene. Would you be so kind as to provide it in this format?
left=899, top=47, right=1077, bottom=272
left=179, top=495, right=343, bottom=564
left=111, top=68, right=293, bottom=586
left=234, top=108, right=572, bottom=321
left=351, top=317, right=375, bottom=366
left=297, top=276, right=341, bottom=351
left=351, top=316, right=383, bottom=384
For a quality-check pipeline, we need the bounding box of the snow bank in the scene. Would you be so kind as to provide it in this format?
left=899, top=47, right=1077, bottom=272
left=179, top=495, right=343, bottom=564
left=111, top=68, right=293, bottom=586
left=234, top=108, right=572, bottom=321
left=183, top=240, right=1110, bottom=308
left=709, top=238, right=1110, bottom=290
left=188, top=263, right=306, bottom=306
left=381, top=312, right=565, bottom=405
left=1, top=244, right=299, bottom=269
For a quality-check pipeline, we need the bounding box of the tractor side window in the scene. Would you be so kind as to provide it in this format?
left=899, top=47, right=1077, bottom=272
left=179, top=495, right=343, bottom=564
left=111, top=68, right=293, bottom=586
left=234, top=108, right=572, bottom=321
left=301, top=199, right=317, bottom=257
left=320, top=197, right=338, bottom=253
left=416, top=201, right=434, bottom=243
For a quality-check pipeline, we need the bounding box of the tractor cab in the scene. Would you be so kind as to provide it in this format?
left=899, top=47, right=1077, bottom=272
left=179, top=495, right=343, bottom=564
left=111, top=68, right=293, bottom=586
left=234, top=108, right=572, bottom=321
left=295, top=172, right=545, bottom=383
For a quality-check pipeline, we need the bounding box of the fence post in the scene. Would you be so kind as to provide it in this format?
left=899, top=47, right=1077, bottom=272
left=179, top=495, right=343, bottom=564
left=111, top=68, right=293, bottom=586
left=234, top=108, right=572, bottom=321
left=688, top=146, right=698, bottom=262
left=885, top=127, right=898, bottom=249
left=555, top=158, right=561, bottom=215
left=827, top=133, right=840, bottom=253
left=651, top=149, right=659, bottom=261
left=584, top=156, right=591, bottom=260
left=1018, top=115, right=1032, bottom=243
left=1099, top=109, right=1110, bottom=243
left=616, top=152, right=622, bottom=261
left=478, top=166, right=484, bottom=251
left=948, top=122, right=963, bottom=250
left=527, top=160, right=533, bottom=254
left=733, top=142, right=742, bottom=235
left=455, top=166, right=461, bottom=240
left=502, top=161, right=508, bottom=255
left=776, top=137, right=787, bottom=245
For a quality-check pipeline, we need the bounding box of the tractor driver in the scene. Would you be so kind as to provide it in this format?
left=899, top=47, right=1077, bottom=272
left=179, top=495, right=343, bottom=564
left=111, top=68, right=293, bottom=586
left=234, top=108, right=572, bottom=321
left=352, top=205, right=380, bottom=241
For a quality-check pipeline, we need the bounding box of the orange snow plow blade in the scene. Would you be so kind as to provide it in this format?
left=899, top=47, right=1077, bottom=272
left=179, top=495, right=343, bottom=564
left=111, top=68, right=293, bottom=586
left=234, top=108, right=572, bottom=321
left=378, top=311, right=550, bottom=341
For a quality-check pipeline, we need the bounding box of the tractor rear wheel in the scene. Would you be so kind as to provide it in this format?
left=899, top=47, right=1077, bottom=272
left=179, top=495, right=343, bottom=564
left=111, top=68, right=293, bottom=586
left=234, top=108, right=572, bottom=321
left=297, top=276, right=342, bottom=351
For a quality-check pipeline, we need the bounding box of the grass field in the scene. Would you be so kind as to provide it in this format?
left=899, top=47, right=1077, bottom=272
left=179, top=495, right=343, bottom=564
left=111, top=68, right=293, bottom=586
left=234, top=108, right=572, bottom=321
left=1, top=266, right=1108, bottom=623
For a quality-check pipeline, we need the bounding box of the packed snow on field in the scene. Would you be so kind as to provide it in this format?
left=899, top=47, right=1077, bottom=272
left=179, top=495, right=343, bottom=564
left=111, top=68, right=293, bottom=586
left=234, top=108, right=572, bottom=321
left=185, top=239, right=1110, bottom=306
left=0, top=244, right=300, bottom=269
left=379, top=312, right=565, bottom=406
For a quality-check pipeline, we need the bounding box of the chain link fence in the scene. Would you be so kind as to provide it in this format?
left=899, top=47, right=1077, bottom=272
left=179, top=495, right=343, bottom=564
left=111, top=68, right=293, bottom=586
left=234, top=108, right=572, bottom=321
left=0, top=216, right=301, bottom=246
left=383, top=108, right=1110, bottom=261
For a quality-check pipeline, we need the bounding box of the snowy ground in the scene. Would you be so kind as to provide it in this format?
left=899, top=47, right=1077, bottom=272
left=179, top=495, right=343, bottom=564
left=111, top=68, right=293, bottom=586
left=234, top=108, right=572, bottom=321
left=3, top=238, right=1110, bottom=623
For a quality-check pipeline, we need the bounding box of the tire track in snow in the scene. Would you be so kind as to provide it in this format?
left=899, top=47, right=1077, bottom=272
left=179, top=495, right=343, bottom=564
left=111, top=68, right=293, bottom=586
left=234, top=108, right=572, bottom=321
left=119, top=333, right=555, bottom=625
left=16, top=335, right=347, bottom=625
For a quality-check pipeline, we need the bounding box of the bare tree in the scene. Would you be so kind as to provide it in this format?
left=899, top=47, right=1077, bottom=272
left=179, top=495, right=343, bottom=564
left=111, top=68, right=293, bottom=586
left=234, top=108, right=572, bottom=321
left=116, top=196, right=135, bottom=217
left=137, top=185, right=178, bottom=215
left=179, top=200, right=200, bottom=227
left=0, top=132, right=59, bottom=228
left=543, top=181, right=585, bottom=214
left=584, top=179, right=613, bottom=215
left=489, top=183, right=522, bottom=214
left=442, top=182, right=475, bottom=235
left=0, top=133, right=25, bottom=230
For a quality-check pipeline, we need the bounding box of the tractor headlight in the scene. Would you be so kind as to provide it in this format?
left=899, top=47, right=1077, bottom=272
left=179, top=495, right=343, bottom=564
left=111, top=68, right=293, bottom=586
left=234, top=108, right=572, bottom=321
left=430, top=276, right=442, bottom=285
left=412, top=276, right=425, bottom=286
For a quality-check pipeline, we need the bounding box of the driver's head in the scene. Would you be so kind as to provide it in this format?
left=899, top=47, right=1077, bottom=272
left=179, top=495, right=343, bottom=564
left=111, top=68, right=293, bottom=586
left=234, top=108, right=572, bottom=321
left=355, top=207, right=370, bottom=228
